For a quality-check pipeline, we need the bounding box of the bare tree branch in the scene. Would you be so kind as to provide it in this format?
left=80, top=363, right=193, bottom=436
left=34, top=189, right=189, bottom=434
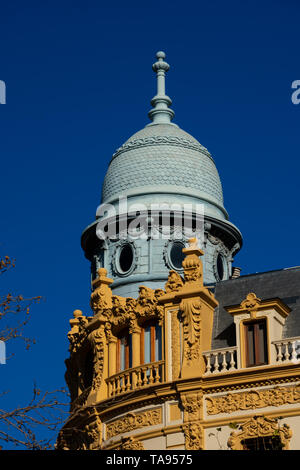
left=0, top=255, right=69, bottom=449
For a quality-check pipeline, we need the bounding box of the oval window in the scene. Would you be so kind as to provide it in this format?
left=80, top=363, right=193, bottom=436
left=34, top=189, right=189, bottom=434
left=118, top=244, right=134, bottom=274
left=217, top=253, right=225, bottom=280
left=169, top=241, right=185, bottom=270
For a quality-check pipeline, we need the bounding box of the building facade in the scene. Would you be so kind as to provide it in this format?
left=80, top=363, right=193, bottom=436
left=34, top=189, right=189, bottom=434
left=57, top=53, right=300, bottom=451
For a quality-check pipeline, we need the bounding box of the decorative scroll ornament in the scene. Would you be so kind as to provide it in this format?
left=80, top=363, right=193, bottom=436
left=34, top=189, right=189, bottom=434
left=240, top=292, right=261, bottom=311
left=227, top=416, right=292, bottom=450
left=206, top=384, right=300, bottom=415
left=183, top=422, right=204, bottom=450
left=165, top=270, right=184, bottom=293
left=180, top=298, right=202, bottom=362
left=88, top=327, right=106, bottom=391
left=106, top=408, right=162, bottom=439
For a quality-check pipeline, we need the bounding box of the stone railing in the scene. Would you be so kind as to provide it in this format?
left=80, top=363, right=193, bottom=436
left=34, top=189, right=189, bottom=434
left=106, top=360, right=165, bottom=397
left=272, top=337, right=300, bottom=364
left=203, top=346, right=238, bottom=375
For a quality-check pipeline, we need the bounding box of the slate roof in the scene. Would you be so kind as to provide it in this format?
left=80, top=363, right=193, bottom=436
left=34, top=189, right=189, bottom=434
left=211, top=267, right=300, bottom=349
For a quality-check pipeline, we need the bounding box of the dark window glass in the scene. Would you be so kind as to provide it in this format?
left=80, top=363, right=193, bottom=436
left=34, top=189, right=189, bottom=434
left=242, top=436, right=283, bottom=451
left=245, top=320, right=268, bottom=367
left=170, top=242, right=185, bottom=269
left=247, top=325, right=255, bottom=365
left=119, top=244, right=133, bottom=273
left=217, top=253, right=224, bottom=280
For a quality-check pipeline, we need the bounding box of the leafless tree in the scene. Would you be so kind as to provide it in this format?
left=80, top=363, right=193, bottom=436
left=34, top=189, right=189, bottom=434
left=0, top=255, right=69, bottom=449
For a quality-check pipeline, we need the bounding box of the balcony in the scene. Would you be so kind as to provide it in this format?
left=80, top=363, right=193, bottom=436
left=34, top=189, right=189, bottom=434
left=203, top=336, right=300, bottom=376
left=272, top=336, right=300, bottom=364
left=106, top=360, right=165, bottom=398
left=203, top=346, right=238, bottom=375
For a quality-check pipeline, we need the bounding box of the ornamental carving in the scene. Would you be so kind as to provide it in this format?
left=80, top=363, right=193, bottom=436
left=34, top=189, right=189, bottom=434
left=135, top=286, right=164, bottom=325
left=180, top=298, right=202, bottom=362
left=68, top=311, right=89, bottom=354
left=240, top=292, right=261, bottom=312
left=112, top=135, right=211, bottom=160
left=90, top=268, right=113, bottom=314
left=88, top=327, right=106, bottom=391
left=117, top=436, right=145, bottom=450
left=106, top=408, right=162, bottom=439
left=165, top=270, right=184, bottom=293
left=182, top=238, right=204, bottom=285
left=181, top=392, right=203, bottom=421
left=206, top=384, right=300, bottom=415
left=56, top=411, right=102, bottom=451
left=183, top=422, right=203, bottom=450
left=171, top=310, right=180, bottom=380
left=227, top=416, right=292, bottom=450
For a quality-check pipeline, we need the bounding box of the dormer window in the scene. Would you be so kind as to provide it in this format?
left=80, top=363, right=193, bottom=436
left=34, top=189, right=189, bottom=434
left=225, top=292, right=290, bottom=369
left=244, top=319, right=268, bottom=367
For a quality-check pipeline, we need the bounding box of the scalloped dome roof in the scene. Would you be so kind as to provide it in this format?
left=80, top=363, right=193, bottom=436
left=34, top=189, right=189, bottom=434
left=102, top=123, right=224, bottom=211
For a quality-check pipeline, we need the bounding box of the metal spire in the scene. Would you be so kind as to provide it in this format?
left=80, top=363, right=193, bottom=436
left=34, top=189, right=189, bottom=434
left=148, top=51, right=175, bottom=125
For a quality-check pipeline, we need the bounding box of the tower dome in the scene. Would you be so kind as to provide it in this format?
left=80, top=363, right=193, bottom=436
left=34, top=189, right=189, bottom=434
left=102, top=123, right=227, bottom=221
left=81, top=52, right=242, bottom=297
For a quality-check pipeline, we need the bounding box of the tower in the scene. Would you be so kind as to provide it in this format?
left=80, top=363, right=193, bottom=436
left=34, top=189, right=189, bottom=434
left=58, top=52, right=300, bottom=452
left=81, top=52, right=242, bottom=298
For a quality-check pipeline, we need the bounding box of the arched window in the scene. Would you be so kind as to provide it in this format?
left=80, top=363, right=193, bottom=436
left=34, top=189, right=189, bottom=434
left=140, top=321, right=162, bottom=364
left=116, top=329, right=132, bottom=372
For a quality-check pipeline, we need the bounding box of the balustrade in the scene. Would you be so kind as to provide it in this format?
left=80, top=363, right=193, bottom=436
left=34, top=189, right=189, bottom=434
left=202, top=347, right=238, bottom=375
left=106, top=360, right=165, bottom=397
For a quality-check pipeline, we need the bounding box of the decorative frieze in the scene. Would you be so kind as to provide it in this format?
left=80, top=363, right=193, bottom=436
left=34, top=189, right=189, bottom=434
left=112, top=135, right=211, bottom=160
left=106, top=408, right=162, bottom=439
left=206, top=384, right=300, bottom=415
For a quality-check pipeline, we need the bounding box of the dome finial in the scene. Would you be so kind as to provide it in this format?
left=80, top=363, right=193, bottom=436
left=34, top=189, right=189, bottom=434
left=148, top=51, right=175, bottom=125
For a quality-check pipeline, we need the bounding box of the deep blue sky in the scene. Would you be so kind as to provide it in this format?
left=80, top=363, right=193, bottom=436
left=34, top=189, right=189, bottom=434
left=0, top=0, right=299, bottom=447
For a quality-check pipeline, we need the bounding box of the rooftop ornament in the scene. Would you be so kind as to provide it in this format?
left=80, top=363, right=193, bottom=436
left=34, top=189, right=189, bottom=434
left=148, top=51, right=175, bottom=125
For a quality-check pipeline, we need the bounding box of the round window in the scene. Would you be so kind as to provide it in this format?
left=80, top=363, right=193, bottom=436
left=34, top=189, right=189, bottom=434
left=169, top=241, right=185, bottom=270
left=118, top=244, right=134, bottom=274
left=217, top=253, right=225, bottom=281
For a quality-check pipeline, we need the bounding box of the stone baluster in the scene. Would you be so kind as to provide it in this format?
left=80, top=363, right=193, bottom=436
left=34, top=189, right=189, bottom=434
left=221, top=352, right=227, bottom=372
left=229, top=350, right=236, bottom=371
left=212, top=353, right=219, bottom=373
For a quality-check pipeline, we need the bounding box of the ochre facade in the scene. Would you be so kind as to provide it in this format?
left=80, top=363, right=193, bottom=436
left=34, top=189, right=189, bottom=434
left=57, top=238, right=300, bottom=450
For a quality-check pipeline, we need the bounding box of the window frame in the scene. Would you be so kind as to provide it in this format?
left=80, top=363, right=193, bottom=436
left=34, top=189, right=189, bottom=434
left=116, top=329, right=132, bottom=372
left=140, top=320, right=162, bottom=365
left=244, top=318, right=268, bottom=367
